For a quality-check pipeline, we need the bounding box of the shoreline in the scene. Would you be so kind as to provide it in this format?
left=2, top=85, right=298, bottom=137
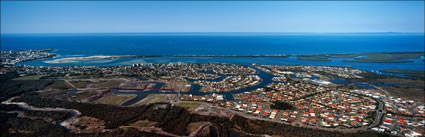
left=44, top=55, right=125, bottom=64
left=41, top=51, right=425, bottom=64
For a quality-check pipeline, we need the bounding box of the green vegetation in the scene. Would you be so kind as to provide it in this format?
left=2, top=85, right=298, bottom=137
left=66, top=80, right=121, bottom=89
left=297, top=56, right=332, bottom=61
left=297, top=54, right=360, bottom=61
left=95, top=80, right=121, bottom=88
left=344, top=52, right=424, bottom=63
left=295, top=52, right=424, bottom=63
left=270, top=101, right=294, bottom=110
left=12, top=75, right=43, bottom=80
left=129, top=120, right=158, bottom=128
left=377, top=78, right=424, bottom=86
left=22, top=110, right=72, bottom=122
left=0, top=71, right=20, bottom=81
left=13, top=94, right=391, bottom=137
left=71, top=92, right=99, bottom=101
left=176, top=102, right=201, bottom=111
left=69, top=81, right=91, bottom=88
left=346, top=70, right=425, bottom=102
left=45, top=81, right=72, bottom=90
left=131, top=94, right=173, bottom=106
left=186, top=122, right=204, bottom=134
left=0, top=112, right=169, bottom=137
left=0, top=74, right=54, bottom=101
left=65, top=74, right=104, bottom=79
left=0, top=104, right=23, bottom=111
left=380, top=86, right=424, bottom=102
left=0, top=112, right=67, bottom=137
left=96, top=94, right=136, bottom=106
left=381, top=69, right=424, bottom=78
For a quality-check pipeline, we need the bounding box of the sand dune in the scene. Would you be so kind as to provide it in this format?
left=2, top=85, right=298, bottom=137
left=44, top=55, right=119, bottom=64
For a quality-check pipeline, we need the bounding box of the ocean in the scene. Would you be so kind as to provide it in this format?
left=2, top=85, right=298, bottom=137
left=1, top=33, right=424, bottom=75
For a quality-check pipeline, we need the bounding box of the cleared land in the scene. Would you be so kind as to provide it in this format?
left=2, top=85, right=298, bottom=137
left=186, top=122, right=204, bottom=134
left=176, top=102, right=201, bottom=111
left=94, top=80, right=121, bottom=88
left=130, top=94, right=176, bottom=106
left=45, top=81, right=73, bottom=90
left=72, top=116, right=106, bottom=133
left=71, top=92, right=99, bottom=101
left=69, top=81, right=92, bottom=88
left=96, top=94, right=136, bottom=106
left=67, top=80, right=121, bottom=89
left=12, top=75, right=43, bottom=80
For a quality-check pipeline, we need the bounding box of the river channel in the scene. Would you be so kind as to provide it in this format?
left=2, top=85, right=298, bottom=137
left=114, top=66, right=382, bottom=106
left=114, top=67, right=275, bottom=106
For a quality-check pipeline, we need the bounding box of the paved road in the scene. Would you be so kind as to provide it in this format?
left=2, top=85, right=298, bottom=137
left=350, top=92, right=386, bottom=129
left=180, top=101, right=372, bottom=133
left=369, top=99, right=386, bottom=128
left=64, top=80, right=77, bottom=89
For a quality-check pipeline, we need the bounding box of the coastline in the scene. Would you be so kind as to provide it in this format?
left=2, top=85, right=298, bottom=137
left=41, top=51, right=425, bottom=64
left=43, top=55, right=126, bottom=64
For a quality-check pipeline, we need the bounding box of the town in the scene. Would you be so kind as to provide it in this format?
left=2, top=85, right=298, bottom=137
left=1, top=49, right=424, bottom=137
left=0, top=49, right=56, bottom=66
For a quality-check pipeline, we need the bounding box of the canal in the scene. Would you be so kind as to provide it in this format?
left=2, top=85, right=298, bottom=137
left=114, top=67, right=276, bottom=106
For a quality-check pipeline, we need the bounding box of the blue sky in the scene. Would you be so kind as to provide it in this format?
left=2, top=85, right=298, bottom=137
left=1, top=1, right=424, bottom=34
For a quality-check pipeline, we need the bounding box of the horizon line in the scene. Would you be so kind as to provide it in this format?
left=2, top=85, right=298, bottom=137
left=1, top=32, right=425, bottom=35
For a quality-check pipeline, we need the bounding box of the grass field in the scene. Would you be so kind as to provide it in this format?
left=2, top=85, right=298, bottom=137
left=72, top=92, right=98, bottom=100
left=176, top=102, right=201, bottom=111
left=12, top=75, right=43, bottom=80
left=70, top=81, right=92, bottom=88
left=96, top=94, right=136, bottom=105
left=45, top=81, right=72, bottom=90
left=95, top=80, right=121, bottom=88
left=130, top=94, right=175, bottom=106
left=67, top=80, right=121, bottom=89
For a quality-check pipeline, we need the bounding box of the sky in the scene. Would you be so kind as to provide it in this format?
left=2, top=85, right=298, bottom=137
left=1, top=1, right=424, bottom=34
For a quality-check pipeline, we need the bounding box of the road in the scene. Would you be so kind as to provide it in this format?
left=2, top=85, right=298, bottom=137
left=2, top=96, right=81, bottom=130
left=369, top=99, right=386, bottom=128
left=350, top=92, right=386, bottom=129
left=180, top=101, right=374, bottom=133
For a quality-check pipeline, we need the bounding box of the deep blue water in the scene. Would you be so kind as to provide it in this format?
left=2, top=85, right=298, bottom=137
left=1, top=33, right=424, bottom=74
left=2, top=33, right=424, bottom=55
left=7, top=33, right=421, bottom=105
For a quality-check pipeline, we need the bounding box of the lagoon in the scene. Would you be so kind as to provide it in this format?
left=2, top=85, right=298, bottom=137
left=2, top=33, right=424, bottom=76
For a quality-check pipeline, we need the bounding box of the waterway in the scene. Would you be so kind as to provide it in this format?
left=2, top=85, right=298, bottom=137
left=114, top=66, right=391, bottom=106
left=114, top=67, right=275, bottom=106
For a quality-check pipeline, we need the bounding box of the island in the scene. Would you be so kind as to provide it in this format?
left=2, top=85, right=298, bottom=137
left=33, top=50, right=425, bottom=64
left=1, top=49, right=424, bottom=137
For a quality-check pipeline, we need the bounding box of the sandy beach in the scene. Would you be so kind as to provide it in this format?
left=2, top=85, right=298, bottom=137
left=44, top=55, right=120, bottom=64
